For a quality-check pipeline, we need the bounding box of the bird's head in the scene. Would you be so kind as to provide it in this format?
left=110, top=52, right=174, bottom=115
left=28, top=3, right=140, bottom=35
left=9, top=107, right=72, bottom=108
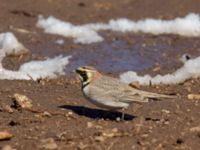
left=75, top=66, right=101, bottom=87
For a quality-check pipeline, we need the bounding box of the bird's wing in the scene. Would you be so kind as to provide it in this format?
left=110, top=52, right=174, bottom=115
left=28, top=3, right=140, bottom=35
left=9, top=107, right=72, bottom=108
left=109, top=88, right=149, bottom=103
left=92, top=76, right=175, bottom=104
left=88, top=85, right=148, bottom=104
left=107, top=77, right=150, bottom=103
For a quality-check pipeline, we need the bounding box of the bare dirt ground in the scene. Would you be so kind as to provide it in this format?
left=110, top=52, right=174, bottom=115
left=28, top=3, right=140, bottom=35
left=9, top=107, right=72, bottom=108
left=0, top=0, right=200, bottom=149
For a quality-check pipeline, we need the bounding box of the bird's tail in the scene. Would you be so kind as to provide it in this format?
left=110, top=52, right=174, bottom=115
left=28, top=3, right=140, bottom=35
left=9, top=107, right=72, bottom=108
left=135, top=89, right=176, bottom=100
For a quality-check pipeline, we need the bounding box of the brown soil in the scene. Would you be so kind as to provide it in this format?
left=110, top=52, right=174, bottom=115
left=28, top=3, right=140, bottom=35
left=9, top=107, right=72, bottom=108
left=0, top=0, right=200, bottom=150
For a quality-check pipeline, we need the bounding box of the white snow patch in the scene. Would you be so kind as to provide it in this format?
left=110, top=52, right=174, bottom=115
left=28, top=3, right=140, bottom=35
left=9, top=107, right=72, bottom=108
left=180, top=54, right=192, bottom=63
left=37, top=13, right=200, bottom=44
left=0, top=51, right=71, bottom=80
left=0, top=32, right=71, bottom=80
left=37, top=16, right=103, bottom=44
left=55, top=39, right=65, bottom=45
left=19, top=55, right=71, bottom=80
left=0, top=32, right=29, bottom=55
left=120, top=55, right=200, bottom=85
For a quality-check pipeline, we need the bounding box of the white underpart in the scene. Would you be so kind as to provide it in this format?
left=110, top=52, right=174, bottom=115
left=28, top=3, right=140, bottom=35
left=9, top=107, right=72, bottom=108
left=120, top=55, right=200, bottom=85
left=37, top=13, right=200, bottom=44
left=83, top=85, right=129, bottom=109
left=0, top=32, right=72, bottom=80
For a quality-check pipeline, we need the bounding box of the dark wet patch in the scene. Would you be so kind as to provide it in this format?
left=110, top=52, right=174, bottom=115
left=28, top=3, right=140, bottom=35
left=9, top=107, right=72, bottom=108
left=8, top=120, right=20, bottom=126
left=176, top=138, right=184, bottom=144
left=10, top=10, right=36, bottom=17
left=26, top=32, right=200, bottom=77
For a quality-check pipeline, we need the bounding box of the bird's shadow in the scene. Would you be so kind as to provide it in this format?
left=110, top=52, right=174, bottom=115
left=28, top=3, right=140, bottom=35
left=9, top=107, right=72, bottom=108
left=59, top=105, right=135, bottom=121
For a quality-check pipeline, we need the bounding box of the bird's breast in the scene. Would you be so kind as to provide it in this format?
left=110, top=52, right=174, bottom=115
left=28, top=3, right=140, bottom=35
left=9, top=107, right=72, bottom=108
left=82, top=85, right=129, bottom=109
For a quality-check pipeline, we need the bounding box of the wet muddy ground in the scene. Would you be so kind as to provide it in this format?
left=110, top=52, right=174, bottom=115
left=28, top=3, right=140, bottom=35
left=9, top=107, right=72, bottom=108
left=0, top=0, right=200, bottom=149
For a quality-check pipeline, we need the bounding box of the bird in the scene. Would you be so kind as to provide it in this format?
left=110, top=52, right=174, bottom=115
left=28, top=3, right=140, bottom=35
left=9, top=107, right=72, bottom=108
left=75, top=66, right=175, bottom=120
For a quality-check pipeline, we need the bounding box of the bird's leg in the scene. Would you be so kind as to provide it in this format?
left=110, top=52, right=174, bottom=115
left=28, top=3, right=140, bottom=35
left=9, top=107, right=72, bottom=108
left=121, top=108, right=126, bottom=121
left=121, top=112, right=125, bottom=121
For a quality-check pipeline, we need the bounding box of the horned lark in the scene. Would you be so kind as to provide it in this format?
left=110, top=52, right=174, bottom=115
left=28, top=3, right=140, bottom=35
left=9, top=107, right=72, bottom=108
left=75, top=66, right=175, bottom=120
